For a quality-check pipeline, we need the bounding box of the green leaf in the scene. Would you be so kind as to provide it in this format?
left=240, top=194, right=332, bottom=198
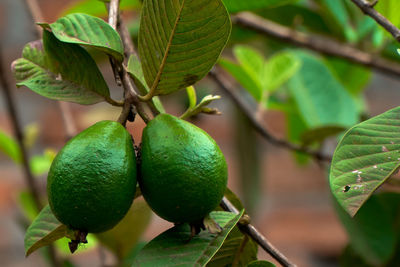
left=43, top=13, right=124, bottom=62
left=186, top=86, right=197, bottom=109
left=30, top=149, right=56, bottom=176
left=224, top=188, right=244, bottom=211
left=247, top=260, right=277, bottom=267
left=18, top=191, right=40, bottom=222
left=329, top=106, right=400, bottom=216
left=138, top=0, right=231, bottom=96
left=262, top=51, right=301, bottom=94
left=300, top=125, right=346, bottom=146
left=61, top=0, right=140, bottom=17
left=334, top=193, right=398, bottom=265
left=127, top=54, right=151, bottom=95
left=121, top=242, right=147, bottom=267
left=356, top=17, right=377, bottom=41
left=339, top=245, right=373, bottom=267
left=376, top=0, right=400, bottom=28
left=258, top=4, right=331, bottom=35
left=207, top=228, right=258, bottom=267
left=23, top=123, right=39, bottom=149
left=219, top=59, right=261, bottom=101
left=287, top=52, right=358, bottom=128
left=181, top=93, right=221, bottom=119
left=127, top=55, right=166, bottom=113
left=319, top=0, right=357, bottom=42
left=25, top=205, right=68, bottom=257
left=0, top=129, right=22, bottom=163
left=223, top=0, right=299, bottom=13
left=12, top=32, right=111, bottom=105
left=324, top=57, right=371, bottom=96
left=233, top=46, right=264, bottom=87
left=96, top=198, right=152, bottom=260
left=133, top=211, right=243, bottom=266
left=286, top=103, right=310, bottom=164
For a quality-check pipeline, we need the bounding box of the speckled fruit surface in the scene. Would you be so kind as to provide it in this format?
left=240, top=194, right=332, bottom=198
left=47, top=120, right=137, bottom=233
left=140, top=114, right=228, bottom=223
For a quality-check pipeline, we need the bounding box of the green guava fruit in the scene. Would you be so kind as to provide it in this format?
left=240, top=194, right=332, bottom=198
left=47, top=120, right=137, bottom=233
left=139, top=114, right=228, bottom=223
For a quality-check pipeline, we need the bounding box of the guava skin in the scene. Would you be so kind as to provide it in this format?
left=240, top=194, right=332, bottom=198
left=139, top=114, right=228, bottom=223
left=47, top=120, right=137, bottom=233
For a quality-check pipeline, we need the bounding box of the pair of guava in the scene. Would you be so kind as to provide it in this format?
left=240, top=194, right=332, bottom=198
left=47, top=114, right=228, bottom=237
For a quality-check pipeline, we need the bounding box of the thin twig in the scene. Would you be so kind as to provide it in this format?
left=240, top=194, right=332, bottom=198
left=119, top=18, right=136, bottom=57
left=0, top=48, right=42, bottom=209
left=117, top=97, right=133, bottom=126
left=233, top=12, right=400, bottom=77
left=23, top=0, right=78, bottom=140
left=116, top=25, right=161, bottom=119
left=351, top=0, right=400, bottom=42
left=107, top=0, right=120, bottom=29
left=107, top=0, right=155, bottom=124
left=58, top=102, right=77, bottom=140
left=221, top=197, right=297, bottom=267
left=1, top=47, right=62, bottom=267
left=209, top=69, right=332, bottom=162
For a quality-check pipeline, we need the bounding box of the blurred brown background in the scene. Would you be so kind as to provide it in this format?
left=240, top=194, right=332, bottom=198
left=2, top=0, right=400, bottom=266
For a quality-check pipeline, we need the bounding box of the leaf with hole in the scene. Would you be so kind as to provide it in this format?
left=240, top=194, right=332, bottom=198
left=25, top=205, right=72, bottom=257
left=42, top=13, right=124, bottom=62
left=12, top=32, right=111, bottom=105
left=330, top=106, right=400, bottom=216
left=133, top=210, right=243, bottom=266
left=138, top=0, right=231, bottom=96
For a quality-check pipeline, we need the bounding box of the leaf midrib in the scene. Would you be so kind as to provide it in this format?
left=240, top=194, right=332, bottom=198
left=18, top=56, right=104, bottom=100
left=195, top=213, right=240, bottom=266
left=149, top=0, right=186, bottom=93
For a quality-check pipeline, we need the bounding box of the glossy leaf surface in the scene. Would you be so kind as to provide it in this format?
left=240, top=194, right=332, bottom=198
left=138, top=0, right=231, bottom=96
left=133, top=211, right=243, bottom=266
left=330, top=106, right=400, bottom=216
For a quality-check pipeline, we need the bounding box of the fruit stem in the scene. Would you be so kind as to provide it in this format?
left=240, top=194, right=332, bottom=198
left=105, top=96, right=124, bottom=107
left=68, top=230, right=88, bottom=254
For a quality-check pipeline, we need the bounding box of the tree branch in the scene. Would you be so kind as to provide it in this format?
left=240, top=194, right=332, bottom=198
left=107, top=0, right=155, bottom=125
left=221, top=197, right=297, bottom=267
left=209, top=69, right=332, bottom=162
left=2, top=49, right=62, bottom=267
left=351, top=0, right=400, bottom=42
left=0, top=48, right=42, bottom=210
left=232, top=12, right=400, bottom=77
left=23, top=0, right=78, bottom=140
